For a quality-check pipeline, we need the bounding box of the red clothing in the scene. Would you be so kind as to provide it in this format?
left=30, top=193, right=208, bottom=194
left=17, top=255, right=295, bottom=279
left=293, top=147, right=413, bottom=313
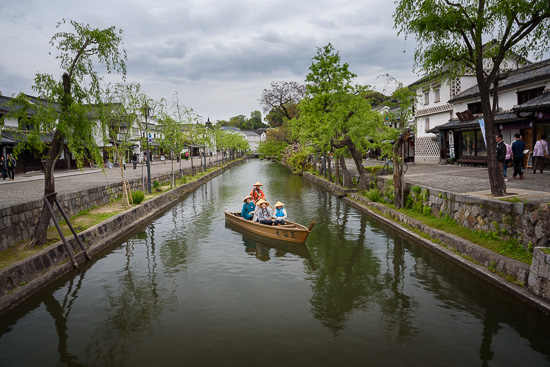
left=250, top=187, right=265, bottom=203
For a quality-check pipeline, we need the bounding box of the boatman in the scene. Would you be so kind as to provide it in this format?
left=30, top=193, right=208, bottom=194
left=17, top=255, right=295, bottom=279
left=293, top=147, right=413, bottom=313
left=250, top=181, right=266, bottom=204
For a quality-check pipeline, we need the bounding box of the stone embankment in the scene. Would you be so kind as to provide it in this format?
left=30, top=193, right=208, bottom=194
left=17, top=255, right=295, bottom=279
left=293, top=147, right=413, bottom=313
left=303, top=171, right=550, bottom=314
left=0, top=160, right=242, bottom=315
left=1, top=164, right=218, bottom=252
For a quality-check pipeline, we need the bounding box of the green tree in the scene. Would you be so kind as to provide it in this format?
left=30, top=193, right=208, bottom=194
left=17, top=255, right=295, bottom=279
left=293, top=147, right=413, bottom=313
left=228, top=115, right=246, bottom=129
left=2, top=19, right=126, bottom=247
left=249, top=110, right=264, bottom=129
left=394, top=0, right=550, bottom=196
left=297, top=44, right=384, bottom=190
left=158, top=94, right=189, bottom=187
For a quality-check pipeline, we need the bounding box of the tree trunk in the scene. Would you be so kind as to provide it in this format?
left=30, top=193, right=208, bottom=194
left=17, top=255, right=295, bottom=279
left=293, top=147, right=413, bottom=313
left=349, top=146, right=367, bottom=190
left=327, top=153, right=333, bottom=182
left=28, top=130, right=64, bottom=248
left=479, top=83, right=506, bottom=196
left=339, top=155, right=352, bottom=188
left=335, top=155, right=341, bottom=185
left=28, top=73, right=74, bottom=248
left=393, top=129, right=410, bottom=209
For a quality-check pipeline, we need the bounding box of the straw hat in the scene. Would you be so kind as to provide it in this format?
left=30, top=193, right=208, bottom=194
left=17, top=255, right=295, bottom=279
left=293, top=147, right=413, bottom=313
left=253, top=181, right=263, bottom=186
left=256, top=199, right=269, bottom=207
left=243, top=195, right=253, bottom=203
left=274, top=201, right=284, bottom=208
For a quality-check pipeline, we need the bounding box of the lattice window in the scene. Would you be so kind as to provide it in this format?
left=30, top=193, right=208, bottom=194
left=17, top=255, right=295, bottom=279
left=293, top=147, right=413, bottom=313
left=450, top=77, right=461, bottom=98
left=415, top=136, right=440, bottom=157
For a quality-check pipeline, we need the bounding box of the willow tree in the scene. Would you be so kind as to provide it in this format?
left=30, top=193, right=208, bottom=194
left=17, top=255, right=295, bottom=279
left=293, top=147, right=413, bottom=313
left=394, top=0, right=550, bottom=196
left=3, top=19, right=126, bottom=247
left=297, top=44, right=384, bottom=190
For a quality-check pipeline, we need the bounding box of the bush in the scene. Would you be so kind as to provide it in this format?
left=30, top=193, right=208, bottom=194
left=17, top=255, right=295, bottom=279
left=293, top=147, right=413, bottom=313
left=365, top=188, right=382, bottom=202
left=132, top=190, right=145, bottom=204
left=153, top=180, right=160, bottom=189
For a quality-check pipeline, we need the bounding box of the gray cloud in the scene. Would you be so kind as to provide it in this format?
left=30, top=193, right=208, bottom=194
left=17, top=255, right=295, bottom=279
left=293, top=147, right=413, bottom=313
left=1, top=0, right=418, bottom=121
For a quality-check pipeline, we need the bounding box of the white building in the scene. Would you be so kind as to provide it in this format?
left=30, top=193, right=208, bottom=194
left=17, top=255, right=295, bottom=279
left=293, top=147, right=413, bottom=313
left=432, top=58, right=550, bottom=167
left=410, top=74, right=478, bottom=164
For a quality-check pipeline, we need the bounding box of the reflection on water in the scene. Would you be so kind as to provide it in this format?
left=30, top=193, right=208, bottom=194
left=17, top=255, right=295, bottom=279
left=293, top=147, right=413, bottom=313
left=1, top=160, right=550, bottom=367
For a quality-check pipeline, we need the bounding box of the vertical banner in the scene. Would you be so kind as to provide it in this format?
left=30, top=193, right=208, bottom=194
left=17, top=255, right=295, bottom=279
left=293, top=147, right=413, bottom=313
left=478, top=118, right=487, bottom=146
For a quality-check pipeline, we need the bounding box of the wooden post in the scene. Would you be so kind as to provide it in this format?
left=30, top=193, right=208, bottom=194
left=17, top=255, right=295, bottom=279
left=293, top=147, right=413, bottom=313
left=127, top=180, right=133, bottom=204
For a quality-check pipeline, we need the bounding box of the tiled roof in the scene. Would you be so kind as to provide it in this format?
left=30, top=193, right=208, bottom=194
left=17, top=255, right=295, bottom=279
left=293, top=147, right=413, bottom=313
left=427, top=111, right=529, bottom=133
left=449, top=58, right=550, bottom=102
left=513, top=91, right=550, bottom=111
left=2, top=129, right=54, bottom=143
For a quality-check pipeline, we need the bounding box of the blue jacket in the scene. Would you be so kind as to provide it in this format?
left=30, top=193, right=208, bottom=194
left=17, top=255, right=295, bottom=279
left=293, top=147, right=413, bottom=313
left=511, top=139, right=525, bottom=158
left=241, top=202, right=255, bottom=220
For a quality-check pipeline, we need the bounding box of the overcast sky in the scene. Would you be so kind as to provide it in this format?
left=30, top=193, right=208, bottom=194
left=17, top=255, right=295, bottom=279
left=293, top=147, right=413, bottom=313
left=1, top=0, right=419, bottom=122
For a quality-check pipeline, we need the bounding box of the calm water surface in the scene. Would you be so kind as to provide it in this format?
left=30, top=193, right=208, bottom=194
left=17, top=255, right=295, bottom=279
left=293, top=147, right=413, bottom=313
left=1, top=160, right=550, bottom=367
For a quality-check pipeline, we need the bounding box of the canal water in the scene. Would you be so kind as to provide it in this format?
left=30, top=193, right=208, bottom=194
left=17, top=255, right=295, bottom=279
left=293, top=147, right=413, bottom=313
left=1, top=160, right=550, bottom=367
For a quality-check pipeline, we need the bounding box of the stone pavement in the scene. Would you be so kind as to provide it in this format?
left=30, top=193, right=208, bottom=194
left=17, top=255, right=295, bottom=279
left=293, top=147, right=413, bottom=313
left=350, top=158, right=550, bottom=204
left=0, top=156, right=222, bottom=209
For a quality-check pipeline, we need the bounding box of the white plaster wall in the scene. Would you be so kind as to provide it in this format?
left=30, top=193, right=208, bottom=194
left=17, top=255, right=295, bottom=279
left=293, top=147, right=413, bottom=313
left=2, top=116, right=18, bottom=128
left=459, top=76, right=478, bottom=93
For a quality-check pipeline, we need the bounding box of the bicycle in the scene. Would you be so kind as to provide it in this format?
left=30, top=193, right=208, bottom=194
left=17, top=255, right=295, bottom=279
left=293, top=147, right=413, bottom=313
left=380, top=158, right=408, bottom=175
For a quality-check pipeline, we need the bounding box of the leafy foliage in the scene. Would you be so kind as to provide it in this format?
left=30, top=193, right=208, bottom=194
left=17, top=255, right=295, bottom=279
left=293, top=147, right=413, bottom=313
left=296, top=43, right=388, bottom=189
left=132, top=190, right=145, bottom=204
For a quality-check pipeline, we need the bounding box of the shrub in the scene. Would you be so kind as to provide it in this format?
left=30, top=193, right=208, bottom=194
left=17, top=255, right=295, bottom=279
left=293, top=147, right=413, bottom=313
left=365, top=188, right=382, bottom=202
left=132, top=190, right=145, bottom=204
left=153, top=180, right=160, bottom=189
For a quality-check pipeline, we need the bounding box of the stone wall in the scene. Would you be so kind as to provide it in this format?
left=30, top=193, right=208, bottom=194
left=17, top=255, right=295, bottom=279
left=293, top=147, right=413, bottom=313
left=357, top=172, right=550, bottom=250
left=0, top=163, right=220, bottom=252
left=528, top=248, right=550, bottom=301
left=403, top=184, right=550, bottom=249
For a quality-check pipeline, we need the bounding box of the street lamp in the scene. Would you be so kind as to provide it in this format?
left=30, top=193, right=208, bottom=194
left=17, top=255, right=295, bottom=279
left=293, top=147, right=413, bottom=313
left=144, top=104, right=152, bottom=194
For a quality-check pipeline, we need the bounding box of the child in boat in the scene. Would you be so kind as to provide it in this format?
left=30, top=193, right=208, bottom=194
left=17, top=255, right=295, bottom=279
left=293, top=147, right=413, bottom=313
left=241, top=195, right=255, bottom=220
left=252, top=199, right=276, bottom=225
left=250, top=181, right=266, bottom=203
left=271, top=201, right=287, bottom=225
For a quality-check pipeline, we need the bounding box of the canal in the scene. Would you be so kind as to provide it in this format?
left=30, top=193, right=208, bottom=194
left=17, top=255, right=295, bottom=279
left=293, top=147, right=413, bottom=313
left=1, top=159, right=550, bottom=366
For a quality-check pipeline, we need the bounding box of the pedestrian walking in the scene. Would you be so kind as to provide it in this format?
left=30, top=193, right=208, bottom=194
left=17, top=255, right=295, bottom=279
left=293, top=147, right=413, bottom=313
left=495, top=134, right=506, bottom=181
left=532, top=135, right=549, bottom=174
left=503, top=141, right=512, bottom=182
left=0, top=156, right=6, bottom=180
left=6, top=154, right=16, bottom=180
left=511, top=133, right=525, bottom=180
left=132, top=153, right=138, bottom=169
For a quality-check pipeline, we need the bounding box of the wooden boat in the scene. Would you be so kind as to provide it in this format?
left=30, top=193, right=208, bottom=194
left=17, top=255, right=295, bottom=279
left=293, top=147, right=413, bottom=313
left=224, top=212, right=315, bottom=244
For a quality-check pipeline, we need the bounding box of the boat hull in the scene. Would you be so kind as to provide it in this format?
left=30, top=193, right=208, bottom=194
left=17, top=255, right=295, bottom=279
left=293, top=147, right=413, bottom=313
left=224, top=212, right=312, bottom=244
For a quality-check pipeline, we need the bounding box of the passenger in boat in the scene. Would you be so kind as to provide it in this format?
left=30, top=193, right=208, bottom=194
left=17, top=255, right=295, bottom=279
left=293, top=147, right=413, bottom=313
left=250, top=181, right=266, bottom=203
left=241, top=195, right=255, bottom=220
left=253, top=199, right=276, bottom=225
left=272, top=201, right=287, bottom=225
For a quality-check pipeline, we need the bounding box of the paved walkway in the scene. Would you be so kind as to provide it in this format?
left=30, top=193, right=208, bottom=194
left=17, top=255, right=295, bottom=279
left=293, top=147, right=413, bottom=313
left=350, top=159, right=550, bottom=203
left=0, top=156, right=223, bottom=209
left=2, top=156, right=550, bottom=209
